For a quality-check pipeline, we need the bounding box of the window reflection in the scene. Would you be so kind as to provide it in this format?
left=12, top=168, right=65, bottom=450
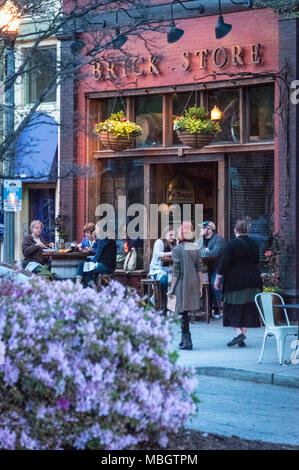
left=135, top=95, right=162, bottom=148
left=99, top=158, right=144, bottom=268
left=249, top=85, right=274, bottom=142
left=208, top=90, right=240, bottom=143
left=229, top=153, right=274, bottom=261
left=102, top=97, right=123, bottom=120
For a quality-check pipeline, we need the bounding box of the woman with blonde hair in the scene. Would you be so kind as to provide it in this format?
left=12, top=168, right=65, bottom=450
left=149, top=226, right=177, bottom=313
left=22, top=220, right=54, bottom=273
left=168, top=222, right=204, bottom=350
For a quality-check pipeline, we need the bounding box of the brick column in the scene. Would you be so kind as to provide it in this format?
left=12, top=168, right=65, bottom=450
left=278, top=17, right=299, bottom=301
left=59, top=37, right=77, bottom=241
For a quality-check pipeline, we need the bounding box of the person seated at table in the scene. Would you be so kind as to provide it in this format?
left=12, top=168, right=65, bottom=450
left=77, top=222, right=97, bottom=252
left=76, top=222, right=116, bottom=288
left=149, top=226, right=177, bottom=313
left=22, top=220, right=54, bottom=273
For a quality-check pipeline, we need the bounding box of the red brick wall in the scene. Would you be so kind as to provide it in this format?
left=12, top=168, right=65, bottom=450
left=76, top=8, right=279, bottom=238
left=78, top=9, right=278, bottom=95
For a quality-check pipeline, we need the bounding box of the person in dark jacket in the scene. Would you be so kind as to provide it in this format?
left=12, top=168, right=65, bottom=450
left=198, top=221, right=225, bottom=319
left=22, top=220, right=54, bottom=273
left=76, top=223, right=116, bottom=288
left=214, top=219, right=262, bottom=348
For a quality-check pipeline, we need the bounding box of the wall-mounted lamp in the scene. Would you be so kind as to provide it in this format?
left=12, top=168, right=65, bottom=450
left=112, top=8, right=140, bottom=49
left=216, top=0, right=252, bottom=40
left=167, top=0, right=204, bottom=44
left=211, top=105, right=222, bottom=121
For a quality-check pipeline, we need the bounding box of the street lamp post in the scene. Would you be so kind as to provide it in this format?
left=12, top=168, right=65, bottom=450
left=0, top=1, right=20, bottom=263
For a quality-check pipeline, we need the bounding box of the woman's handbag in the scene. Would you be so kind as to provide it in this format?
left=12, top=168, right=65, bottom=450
left=167, top=293, right=176, bottom=313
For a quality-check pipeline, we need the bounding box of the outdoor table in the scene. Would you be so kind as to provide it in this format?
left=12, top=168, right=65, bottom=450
left=272, top=304, right=299, bottom=364
left=272, top=304, right=299, bottom=319
left=42, top=251, right=88, bottom=280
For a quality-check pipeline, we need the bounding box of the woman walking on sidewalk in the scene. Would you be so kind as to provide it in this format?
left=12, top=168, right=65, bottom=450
left=168, top=222, right=204, bottom=350
left=214, top=219, right=262, bottom=348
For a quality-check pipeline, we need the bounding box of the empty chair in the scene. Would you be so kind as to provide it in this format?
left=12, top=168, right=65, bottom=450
left=255, top=293, right=298, bottom=365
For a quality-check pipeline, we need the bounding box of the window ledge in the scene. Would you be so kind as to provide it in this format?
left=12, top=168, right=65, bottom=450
left=94, top=141, right=274, bottom=159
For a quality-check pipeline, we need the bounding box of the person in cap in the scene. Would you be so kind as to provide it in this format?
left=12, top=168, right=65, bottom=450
left=198, top=220, right=225, bottom=319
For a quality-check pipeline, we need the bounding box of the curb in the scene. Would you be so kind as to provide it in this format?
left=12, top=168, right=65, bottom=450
left=194, top=367, right=299, bottom=389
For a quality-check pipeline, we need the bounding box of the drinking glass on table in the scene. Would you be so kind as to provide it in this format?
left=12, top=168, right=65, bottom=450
left=65, top=242, right=72, bottom=250
left=71, top=241, right=77, bottom=252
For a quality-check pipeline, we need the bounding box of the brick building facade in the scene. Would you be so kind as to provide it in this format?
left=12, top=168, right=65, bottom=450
left=59, top=1, right=299, bottom=300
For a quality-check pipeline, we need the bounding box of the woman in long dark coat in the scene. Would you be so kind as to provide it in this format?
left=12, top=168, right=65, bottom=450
left=214, top=219, right=262, bottom=347
left=169, top=222, right=204, bottom=350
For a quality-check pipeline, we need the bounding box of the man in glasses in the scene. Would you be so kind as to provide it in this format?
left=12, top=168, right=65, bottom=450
left=200, top=221, right=225, bottom=319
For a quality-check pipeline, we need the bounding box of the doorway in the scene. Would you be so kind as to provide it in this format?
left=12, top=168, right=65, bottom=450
left=29, top=188, right=56, bottom=243
left=150, top=161, right=218, bottom=225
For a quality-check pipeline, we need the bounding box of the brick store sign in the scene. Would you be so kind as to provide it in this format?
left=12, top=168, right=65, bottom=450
left=92, top=43, right=262, bottom=81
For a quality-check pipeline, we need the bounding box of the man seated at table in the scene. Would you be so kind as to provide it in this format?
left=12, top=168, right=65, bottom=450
left=22, top=220, right=54, bottom=274
left=76, top=222, right=116, bottom=288
left=197, top=221, right=225, bottom=319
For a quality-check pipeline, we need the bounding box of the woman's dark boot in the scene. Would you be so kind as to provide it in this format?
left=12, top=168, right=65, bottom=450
left=179, top=312, right=193, bottom=350
left=179, top=326, right=184, bottom=348
left=179, top=332, right=193, bottom=350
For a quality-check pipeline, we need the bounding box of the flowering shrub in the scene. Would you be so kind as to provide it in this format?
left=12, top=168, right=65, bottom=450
left=0, top=276, right=197, bottom=450
left=94, top=111, right=142, bottom=139
left=173, top=106, right=221, bottom=134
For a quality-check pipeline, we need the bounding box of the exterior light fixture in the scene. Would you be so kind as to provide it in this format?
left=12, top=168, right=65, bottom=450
left=167, top=0, right=204, bottom=44
left=216, top=0, right=252, bottom=40
left=211, top=105, right=222, bottom=121
left=0, top=0, right=20, bottom=37
left=112, top=8, right=140, bottom=49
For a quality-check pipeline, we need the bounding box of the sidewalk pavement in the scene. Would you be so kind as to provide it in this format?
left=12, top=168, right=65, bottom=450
left=172, top=318, right=299, bottom=389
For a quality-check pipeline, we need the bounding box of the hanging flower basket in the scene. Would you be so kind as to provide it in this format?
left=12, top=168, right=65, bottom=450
left=176, top=131, right=215, bottom=149
left=173, top=106, right=221, bottom=149
left=94, top=111, right=142, bottom=152
left=98, top=131, right=136, bottom=151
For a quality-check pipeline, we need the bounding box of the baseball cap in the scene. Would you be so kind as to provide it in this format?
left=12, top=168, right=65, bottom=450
left=202, top=221, right=216, bottom=231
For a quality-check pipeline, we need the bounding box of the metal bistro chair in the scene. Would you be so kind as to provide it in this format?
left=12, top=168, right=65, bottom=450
left=255, top=292, right=298, bottom=365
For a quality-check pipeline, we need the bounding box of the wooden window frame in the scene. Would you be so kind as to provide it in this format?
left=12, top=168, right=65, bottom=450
left=91, top=79, right=275, bottom=160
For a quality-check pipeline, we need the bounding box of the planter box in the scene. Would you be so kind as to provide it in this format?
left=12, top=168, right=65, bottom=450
left=99, top=131, right=135, bottom=151
left=176, top=131, right=215, bottom=149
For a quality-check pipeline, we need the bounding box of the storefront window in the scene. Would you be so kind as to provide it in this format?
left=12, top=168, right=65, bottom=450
left=208, top=90, right=240, bottom=143
left=172, top=92, right=193, bottom=145
left=102, top=97, right=124, bottom=120
left=135, top=95, right=162, bottom=148
left=229, top=153, right=274, bottom=261
left=249, top=85, right=274, bottom=141
left=99, top=158, right=144, bottom=269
